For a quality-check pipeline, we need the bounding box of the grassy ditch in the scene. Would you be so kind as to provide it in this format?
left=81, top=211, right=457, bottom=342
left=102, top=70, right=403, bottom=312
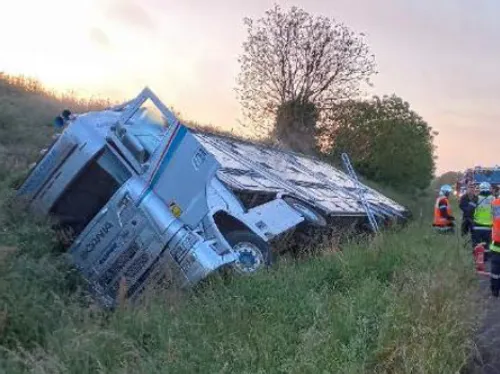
left=0, top=75, right=480, bottom=373
left=0, top=176, right=479, bottom=373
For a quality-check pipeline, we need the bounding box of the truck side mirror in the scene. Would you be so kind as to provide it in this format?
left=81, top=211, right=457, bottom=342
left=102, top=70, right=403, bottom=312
left=62, top=109, right=72, bottom=120
left=122, top=131, right=147, bottom=164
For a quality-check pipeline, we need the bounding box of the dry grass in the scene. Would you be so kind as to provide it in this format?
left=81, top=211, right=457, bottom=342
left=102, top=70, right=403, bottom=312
left=0, top=74, right=112, bottom=179
left=0, top=73, right=274, bottom=181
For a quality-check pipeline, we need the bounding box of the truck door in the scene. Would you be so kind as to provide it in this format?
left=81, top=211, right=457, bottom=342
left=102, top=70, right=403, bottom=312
left=117, top=88, right=221, bottom=229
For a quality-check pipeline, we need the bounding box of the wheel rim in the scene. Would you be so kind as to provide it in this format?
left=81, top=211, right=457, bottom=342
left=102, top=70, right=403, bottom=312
left=233, top=241, right=264, bottom=274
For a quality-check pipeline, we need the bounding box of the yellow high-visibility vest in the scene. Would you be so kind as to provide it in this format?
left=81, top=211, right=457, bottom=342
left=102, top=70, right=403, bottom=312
left=474, top=195, right=494, bottom=227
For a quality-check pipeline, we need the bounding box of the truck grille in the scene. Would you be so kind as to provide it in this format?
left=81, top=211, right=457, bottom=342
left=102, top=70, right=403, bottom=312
left=97, top=241, right=140, bottom=288
left=124, top=252, right=150, bottom=280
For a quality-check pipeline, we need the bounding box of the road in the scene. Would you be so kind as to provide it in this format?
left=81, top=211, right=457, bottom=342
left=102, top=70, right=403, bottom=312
left=465, top=262, right=500, bottom=374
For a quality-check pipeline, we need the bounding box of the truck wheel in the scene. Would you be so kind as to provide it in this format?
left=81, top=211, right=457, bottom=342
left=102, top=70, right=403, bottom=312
left=282, top=196, right=327, bottom=227
left=225, top=230, right=272, bottom=275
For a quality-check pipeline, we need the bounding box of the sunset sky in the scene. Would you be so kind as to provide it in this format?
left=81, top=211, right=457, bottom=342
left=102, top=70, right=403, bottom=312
left=0, top=0, right=498, bottom=175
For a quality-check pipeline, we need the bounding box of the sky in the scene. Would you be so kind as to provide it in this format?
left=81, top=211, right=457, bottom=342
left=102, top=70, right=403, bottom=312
left=0, top=0, right=499, bottom=175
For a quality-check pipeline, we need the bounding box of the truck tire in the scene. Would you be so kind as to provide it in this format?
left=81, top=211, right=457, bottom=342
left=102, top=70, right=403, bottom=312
left=282, top=196, right=327, bottom=227
left=225, top=230, right=272, bottom=274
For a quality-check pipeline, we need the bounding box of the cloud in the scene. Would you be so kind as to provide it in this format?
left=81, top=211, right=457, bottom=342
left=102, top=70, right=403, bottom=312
left=105, top=0, right=155, bottom=31
left=89, top=27, right=111, bottom=49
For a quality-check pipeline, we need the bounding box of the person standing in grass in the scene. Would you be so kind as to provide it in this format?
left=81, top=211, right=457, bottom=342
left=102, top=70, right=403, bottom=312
left=459, top=183, right=477, bottom=236
left=489, top=196, right=500, bottom=297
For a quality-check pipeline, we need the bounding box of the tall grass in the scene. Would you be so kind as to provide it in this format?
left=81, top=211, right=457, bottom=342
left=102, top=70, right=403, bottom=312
left=0, top=74, right=479, bottom=373
left=0, top=175, right=479, bottom=373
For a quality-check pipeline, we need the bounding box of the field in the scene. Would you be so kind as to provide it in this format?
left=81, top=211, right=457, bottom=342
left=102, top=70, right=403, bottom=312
left=0, top=75, right=481, bottom=373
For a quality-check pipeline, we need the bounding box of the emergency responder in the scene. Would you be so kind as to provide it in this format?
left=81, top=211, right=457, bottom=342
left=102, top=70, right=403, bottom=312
left=459, top=183, right=478, bottom=236
left=433, top=184, right=455, bottom=233
left=471, top=182, right=494, bottom=251
left=489, top=196, right=500, bottom=297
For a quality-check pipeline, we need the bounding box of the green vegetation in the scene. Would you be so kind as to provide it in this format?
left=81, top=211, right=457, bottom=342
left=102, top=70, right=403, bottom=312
left=0, top=75, right=480, bottom=373
left=235, top=5, right=435, bottom=193
left=327, top=95, right=436, bottom=192
left=0, top=181, right=479, bottom=372
left=236, top=4, right=376, bottom=153
left=431, top=171, right=462, bottom=193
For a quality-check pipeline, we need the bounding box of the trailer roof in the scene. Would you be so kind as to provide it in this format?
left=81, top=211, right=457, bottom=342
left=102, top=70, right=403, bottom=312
left=98, top=88, right=408, bottom=220
left=191, top=130, right=407, bottom=218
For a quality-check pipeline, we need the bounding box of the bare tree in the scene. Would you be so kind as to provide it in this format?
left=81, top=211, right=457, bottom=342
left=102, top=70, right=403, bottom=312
left=236, top=4, right=376, bottom=144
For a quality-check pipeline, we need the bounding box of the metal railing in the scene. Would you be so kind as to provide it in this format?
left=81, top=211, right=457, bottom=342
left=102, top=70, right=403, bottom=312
left=341, top=153, right=379, bottom=233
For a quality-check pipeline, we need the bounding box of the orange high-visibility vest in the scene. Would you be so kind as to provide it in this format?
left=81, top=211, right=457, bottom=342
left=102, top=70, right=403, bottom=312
left=433, top=196, right=452, bottom=226
left=491, top=198, right=500, bottom=243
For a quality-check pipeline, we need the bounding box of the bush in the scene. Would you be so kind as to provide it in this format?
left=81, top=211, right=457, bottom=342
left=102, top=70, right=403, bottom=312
left=327, top=95, right=436, bottom=192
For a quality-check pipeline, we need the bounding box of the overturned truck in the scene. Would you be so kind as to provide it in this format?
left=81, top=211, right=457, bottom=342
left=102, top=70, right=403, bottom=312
left=17, top=88, right=408, bottom=308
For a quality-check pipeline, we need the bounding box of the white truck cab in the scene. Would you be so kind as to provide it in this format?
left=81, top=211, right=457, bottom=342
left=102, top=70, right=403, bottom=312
left=17, top=88, right=331, bottom=307
left=18, top=88, right=408, bottom=307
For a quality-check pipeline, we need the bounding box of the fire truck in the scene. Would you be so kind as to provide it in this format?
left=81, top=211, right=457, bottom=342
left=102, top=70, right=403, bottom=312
left=456, top=166, right=500, bottom=197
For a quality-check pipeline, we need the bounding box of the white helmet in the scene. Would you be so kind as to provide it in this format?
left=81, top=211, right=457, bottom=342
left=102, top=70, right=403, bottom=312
left=479, top=182, right=491, bottom=192
left=440, top=184, right=453, bottom=196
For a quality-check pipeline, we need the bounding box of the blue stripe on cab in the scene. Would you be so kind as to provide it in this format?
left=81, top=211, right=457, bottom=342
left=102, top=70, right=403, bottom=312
left=137, top=125, right=188, bottom=205
left=150, top=126, right=188, bottom=188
